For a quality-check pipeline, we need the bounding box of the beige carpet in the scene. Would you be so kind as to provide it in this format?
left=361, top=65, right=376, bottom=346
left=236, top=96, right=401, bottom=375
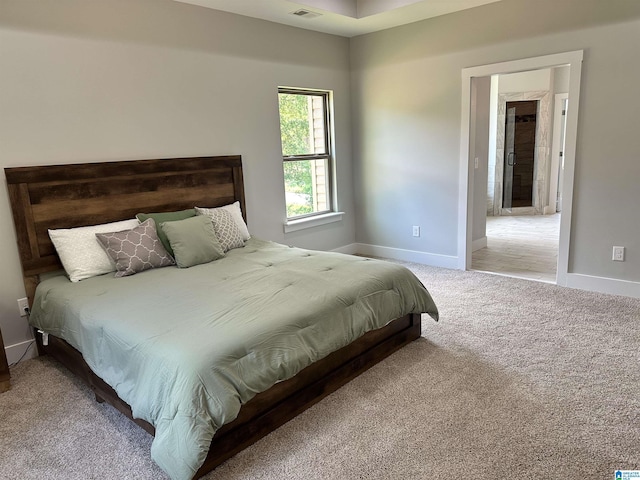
left=1, top=263, right=639, bottom=479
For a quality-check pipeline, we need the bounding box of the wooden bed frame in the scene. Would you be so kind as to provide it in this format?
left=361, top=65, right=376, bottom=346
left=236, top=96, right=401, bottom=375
left=5, top=155, right=421, bottom=479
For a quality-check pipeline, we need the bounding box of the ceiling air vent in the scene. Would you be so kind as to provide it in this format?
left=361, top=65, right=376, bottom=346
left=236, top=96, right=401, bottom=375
left=290, top=9, right=322, bottom=19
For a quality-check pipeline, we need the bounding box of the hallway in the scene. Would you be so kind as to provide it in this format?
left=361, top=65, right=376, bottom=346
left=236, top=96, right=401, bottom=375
left=472, top=214, right=560, bottom=283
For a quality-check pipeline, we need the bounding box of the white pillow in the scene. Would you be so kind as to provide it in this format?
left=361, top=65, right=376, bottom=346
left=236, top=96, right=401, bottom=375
left=49, top=219, right=140, bottom=282
left=195, top=201, right=250, bottom=241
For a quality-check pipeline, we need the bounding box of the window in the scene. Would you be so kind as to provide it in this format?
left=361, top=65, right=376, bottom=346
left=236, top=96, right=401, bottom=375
left=278, top=88, right=333, bottom=220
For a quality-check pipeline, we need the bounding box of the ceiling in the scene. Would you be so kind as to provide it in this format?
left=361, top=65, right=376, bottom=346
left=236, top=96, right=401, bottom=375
left=174, top=0, right=503, bottom=37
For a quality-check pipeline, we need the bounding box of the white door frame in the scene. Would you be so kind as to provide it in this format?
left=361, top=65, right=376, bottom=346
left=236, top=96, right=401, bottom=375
left=547, top=92, right=569, bottom=214
left=458, top=51, right=583, bottom=286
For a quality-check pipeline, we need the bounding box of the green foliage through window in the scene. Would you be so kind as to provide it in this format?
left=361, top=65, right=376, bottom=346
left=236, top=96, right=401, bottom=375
left=279, top=94, right=312, bottom=156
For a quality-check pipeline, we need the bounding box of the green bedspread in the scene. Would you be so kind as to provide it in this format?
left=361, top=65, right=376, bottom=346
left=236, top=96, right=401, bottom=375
left=29, top=238, right=439, bottom=480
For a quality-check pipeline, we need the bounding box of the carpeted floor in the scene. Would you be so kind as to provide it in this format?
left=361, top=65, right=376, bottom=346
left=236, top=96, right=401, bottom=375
left=1, top=263, right=639, bottom=479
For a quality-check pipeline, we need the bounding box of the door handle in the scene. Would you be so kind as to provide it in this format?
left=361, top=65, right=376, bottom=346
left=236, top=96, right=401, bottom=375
left=507, top=152, right=517, bottom=166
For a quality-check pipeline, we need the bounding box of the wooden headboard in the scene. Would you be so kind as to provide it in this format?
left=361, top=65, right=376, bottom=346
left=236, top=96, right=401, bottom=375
left=5, top=155, right=245, bottom=305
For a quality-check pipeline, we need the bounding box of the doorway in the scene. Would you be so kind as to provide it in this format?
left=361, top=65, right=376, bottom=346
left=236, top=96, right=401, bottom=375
left=458, top=50, right=584, bottom=288
left=474, top=82, right=562, bottom=283
left=471, top=70, right=563, bottom=282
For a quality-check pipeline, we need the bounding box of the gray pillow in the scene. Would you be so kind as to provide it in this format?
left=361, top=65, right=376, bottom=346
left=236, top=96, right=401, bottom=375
left=194, top=202, right=250, bottom=240
left=95, top=218, right=175, bottom=277
left=161, top=216, right=225, bottom=268
left=195, top=208, right=245, bottom=252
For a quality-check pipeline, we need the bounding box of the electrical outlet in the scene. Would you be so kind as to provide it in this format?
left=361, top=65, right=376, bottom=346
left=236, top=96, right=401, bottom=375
left=612, top=246, right=625, bottom=262
left=17, top=297, right=29, bottom=316
left=412, top=226, right=420, bottom=237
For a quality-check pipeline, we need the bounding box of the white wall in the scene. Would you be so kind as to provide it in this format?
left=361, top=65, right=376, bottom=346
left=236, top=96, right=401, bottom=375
left=0, top=0, right=354, bottom=359
left=553, top=66, right=570, bottom=94
left=351, top=0, right=640, bottom=291
left=499, top=69, right=550, bottom=93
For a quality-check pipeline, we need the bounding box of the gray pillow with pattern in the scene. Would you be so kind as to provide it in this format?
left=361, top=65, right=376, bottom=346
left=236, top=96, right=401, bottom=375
left=196, top=208, right=244, bottom=252
left=95, top=218, right=175, bottom=277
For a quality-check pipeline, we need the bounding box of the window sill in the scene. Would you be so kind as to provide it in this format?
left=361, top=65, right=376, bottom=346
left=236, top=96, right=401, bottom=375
left=284, top=211, right=345, bottom=233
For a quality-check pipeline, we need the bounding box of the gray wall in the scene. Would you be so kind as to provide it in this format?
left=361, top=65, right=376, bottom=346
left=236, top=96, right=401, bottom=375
left=471, top=76, right=491, bottom=244
left=3, top=0, right=640, bottom=356
left=0, top=0, right=354, bottom=356
left=351, top=0, right=640, bottom=283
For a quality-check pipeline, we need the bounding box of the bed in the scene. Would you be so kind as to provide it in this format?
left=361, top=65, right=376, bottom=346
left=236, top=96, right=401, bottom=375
left=5, top=155, right=439, bottom=480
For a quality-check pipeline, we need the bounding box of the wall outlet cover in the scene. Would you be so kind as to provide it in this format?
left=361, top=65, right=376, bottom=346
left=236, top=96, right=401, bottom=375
left=612, top=246, right=625, bottom=262
left=17, top=297, right=29, bottom=316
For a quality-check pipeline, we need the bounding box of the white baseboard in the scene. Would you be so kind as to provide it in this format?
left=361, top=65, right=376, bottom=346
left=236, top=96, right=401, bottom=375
left=331, top=243, right=359, bottom=255
left=5, top=338, right=38, bottom=366
left=333, top=243, right=458, bottom=269
left=334, top=244, right=640, bottom=299
left=566, top=273, right=640, bottom=299
left=472, top=237, right=487, bottom=252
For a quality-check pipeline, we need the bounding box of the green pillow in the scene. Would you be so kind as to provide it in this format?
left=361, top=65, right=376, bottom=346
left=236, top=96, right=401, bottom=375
left=160, top=216, right=225, bottom=268
left=136, top=209, right=195, bottom=256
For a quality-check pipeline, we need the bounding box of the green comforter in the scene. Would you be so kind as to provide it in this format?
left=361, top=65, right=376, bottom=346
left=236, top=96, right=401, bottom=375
left=29, top=238, right=439, bottom=480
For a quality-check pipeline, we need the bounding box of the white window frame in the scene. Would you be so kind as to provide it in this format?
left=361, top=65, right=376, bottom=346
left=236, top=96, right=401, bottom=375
left=278, top=87, right=336, bottom=225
